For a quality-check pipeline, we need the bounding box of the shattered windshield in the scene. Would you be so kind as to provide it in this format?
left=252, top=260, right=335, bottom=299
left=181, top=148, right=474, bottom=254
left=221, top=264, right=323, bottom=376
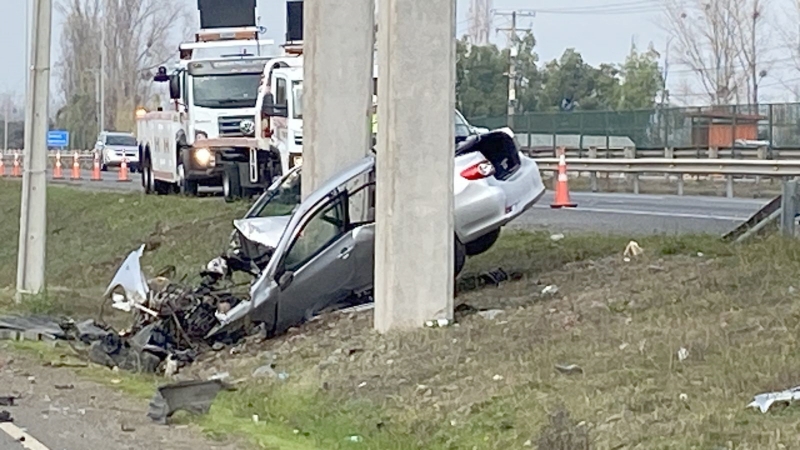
left=246, top=168, right=302, bottom=218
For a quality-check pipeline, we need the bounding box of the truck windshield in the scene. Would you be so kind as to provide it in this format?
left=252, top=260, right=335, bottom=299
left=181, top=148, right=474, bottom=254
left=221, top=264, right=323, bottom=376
left=192, top=73, right=261, bottom=108
left=106, top=135, right=137, bottom=146
left=292, top=80, right=303, bottom=119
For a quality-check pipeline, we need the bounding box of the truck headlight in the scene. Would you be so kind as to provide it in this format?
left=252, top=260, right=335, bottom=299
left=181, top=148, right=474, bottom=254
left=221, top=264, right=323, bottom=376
left=194, top=147, right=212, bottom=166
left=292, top=154, right=303, bottom=167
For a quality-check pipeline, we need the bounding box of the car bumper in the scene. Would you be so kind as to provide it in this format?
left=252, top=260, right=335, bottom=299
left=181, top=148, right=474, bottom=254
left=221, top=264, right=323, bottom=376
left=104, top=154, right=139, bottom=165
left=455, top=155, right=545, bottom=243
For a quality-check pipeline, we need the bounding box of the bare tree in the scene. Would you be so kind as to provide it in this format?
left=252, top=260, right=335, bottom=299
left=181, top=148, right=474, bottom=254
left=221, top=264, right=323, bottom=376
left=774, top=0, right=800, bottom=98
left=661, top=0, right=744, bottom=105
left=731, top=0, right=771, bottom=111
left=56, top=0, right=192, bottom=147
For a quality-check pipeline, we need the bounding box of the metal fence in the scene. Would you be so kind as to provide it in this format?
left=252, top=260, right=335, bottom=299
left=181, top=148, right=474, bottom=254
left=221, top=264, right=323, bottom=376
left=468, top=102, right=800, bottom=150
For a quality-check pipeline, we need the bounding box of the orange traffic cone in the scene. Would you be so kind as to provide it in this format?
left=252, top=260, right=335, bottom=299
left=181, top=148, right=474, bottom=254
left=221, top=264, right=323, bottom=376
left=53, top=150, right=64, bottom=179
left=11, top=151, right=21, bottom=178
left=91, top=151, right=102, bottom=181
left=550, top=153, right=577, bottom=208
left=118, top=157, right=131, bottom=182
left=0, top=155, right=5, bottom=177
left=70, top=151, right=81, bottom=180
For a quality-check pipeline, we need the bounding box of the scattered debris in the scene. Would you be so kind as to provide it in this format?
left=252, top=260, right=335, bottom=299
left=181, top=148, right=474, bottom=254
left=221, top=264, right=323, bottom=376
left=550, top=233, right=565, bottom=242
left=424, top=319, right=452, bottom=328
left=477, top=309, right=504, bottom=320
left=346, top=435, right=364, bottom=443
left=147, top=379, right=232, bottom=424
left=623, top=241, right=643, bottom=259
left=748, top=386, right=800, bottom=413
left=555, top=364, right=584, bottom=375
left=492, top=374, right=504, bottom=381
left=54, top=384, right=74, bottom=390
left=0, top=396, right=16, bottom=407
left=541, top=285, right=559, bottom=296
left=677, top=347, right=689, bottom=362
left=0, top=410, right=12, bottom=423
left=120, top=423, right=136, bottom=432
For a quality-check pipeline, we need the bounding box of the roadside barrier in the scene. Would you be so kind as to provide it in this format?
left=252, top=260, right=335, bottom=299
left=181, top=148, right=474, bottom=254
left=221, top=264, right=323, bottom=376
left=53, top=151, right=64, bottom=179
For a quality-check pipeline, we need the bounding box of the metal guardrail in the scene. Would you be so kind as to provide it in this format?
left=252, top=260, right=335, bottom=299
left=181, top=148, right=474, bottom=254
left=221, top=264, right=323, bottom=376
left=535, top=158, right=800, bottom=177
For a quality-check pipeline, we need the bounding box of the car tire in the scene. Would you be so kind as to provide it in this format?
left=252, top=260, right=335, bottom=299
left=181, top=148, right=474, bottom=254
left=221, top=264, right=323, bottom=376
left=223, top=165, right=242, bottom=203
left=465, top=229, right=501, bottom=256
left=454, top=237, right=466, bottom=278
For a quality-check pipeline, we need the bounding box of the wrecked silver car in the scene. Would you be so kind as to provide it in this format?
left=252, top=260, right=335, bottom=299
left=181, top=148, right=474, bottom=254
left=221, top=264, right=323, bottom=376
left=215, top=128, right=545, bottom=337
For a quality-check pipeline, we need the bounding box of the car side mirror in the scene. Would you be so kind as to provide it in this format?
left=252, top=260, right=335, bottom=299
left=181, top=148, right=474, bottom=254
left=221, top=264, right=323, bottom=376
left=277, top=271, right=294, bottom=290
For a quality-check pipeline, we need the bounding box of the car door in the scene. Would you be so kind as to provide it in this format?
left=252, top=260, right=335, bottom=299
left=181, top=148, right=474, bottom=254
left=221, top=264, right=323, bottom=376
left=273, top=192, right=357, bottom=332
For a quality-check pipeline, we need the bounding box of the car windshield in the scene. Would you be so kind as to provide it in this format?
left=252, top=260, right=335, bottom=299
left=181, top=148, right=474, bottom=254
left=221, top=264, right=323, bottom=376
left=192, top=73, right=261, bottom=108
left=455, top=110, right=472, bottom=139
left=105, top=135, right=137, bottom=146
left=245, top=168, right=302, bottom=218
left=292, top=80, right=303, bottom=119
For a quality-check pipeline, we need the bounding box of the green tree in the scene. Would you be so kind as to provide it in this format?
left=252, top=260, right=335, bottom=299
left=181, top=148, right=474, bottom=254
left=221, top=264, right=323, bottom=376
left=456, top=38, right=507, bottom=118
left=617, top=45, right=663, bottom=109
left=539, top=49, right=624, bottom=111
left=507, top=31, right=542, bottom=114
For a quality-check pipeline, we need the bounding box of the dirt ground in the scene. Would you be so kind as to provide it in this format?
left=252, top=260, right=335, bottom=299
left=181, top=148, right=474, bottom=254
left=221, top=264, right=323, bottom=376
left=0, top=345, right=241, bottom=450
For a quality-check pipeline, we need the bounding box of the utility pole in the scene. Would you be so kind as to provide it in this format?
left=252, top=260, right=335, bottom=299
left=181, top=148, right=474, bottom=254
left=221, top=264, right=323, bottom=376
left=495, top=9, right=534, bottom=129
left=4, top=98, right=8, bottom=152
left=99, top=3, right=105, bottom=134
left=751, top=5, right=759, bottom=110
left=17, top=0, right=52, bottom=300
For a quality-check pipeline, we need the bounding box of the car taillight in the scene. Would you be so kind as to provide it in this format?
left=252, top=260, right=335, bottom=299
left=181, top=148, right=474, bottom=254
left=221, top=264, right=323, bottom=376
left=460, top=161, right=495, bottom=180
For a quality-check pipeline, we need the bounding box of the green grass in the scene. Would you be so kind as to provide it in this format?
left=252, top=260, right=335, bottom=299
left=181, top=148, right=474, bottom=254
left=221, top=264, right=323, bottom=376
left=3, top=179, right=800, bottom=448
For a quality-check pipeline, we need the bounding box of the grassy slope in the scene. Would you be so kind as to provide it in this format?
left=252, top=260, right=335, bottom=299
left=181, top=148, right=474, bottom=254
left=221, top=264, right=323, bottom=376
left=2, top=179, right=800, bottom=448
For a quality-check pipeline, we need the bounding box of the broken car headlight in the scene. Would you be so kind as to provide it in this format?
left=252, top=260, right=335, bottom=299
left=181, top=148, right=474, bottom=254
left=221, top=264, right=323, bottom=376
left=194, top=148, right=212, bottom=166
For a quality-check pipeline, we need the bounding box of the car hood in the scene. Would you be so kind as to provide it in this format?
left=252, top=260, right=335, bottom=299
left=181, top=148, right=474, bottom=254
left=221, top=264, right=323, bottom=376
left=233, top=216, right=292, bottom=248
left=106, top=145, right=138, bottom=151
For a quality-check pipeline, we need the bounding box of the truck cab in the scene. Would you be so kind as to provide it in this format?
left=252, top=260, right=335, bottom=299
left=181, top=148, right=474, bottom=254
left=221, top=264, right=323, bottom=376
left=256, top=57, right=304, bottom=176
left=137, top=27, right=278, bottom=196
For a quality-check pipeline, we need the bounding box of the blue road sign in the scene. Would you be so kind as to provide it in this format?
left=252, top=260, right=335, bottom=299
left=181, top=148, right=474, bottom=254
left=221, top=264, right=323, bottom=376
left=47, top=130, right=69, bottom=148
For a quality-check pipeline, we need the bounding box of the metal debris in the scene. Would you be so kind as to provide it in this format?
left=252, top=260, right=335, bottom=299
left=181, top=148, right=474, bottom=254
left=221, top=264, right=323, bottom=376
left=555, top=364, right=584, bottom=375
left=749, top=386, right=800, bottom=413
left=0, top=396, right=15, bottom=407
left=147, top=379, right=232, bottom=424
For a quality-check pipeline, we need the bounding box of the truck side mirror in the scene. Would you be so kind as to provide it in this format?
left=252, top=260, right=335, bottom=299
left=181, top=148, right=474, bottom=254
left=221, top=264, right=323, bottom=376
left=261, top=93, right=288, bottom=118
left=168, top=75, right=181, bottom=100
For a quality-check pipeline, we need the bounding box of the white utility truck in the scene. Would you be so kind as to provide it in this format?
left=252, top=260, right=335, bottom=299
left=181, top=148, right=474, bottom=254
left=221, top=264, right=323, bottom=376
left=216, top=51, right=304, bottom=202
left=136, top=26, right=278, bottom=196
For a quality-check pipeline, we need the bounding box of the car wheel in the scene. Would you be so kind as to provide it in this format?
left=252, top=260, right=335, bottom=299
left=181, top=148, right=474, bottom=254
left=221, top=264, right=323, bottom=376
left=454, top=237, right=466, bottom=278
left=177, top=163, right=198, bottom=196
left=465, top=229, right=501, bottom=256
left=223, top=164, right=242, bottom=203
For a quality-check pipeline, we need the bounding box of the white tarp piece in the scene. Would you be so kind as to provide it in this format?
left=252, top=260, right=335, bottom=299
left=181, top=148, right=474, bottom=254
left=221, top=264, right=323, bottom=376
left=748, top=386, right=800, bottom=413
left=103, top=245, right=150, bottom=310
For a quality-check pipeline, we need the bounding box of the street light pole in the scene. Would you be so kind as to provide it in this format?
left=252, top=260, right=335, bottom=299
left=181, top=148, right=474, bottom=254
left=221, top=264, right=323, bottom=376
left=16, top=0, right=52, bottom=300
left=99, top=3, right=105, bottom=134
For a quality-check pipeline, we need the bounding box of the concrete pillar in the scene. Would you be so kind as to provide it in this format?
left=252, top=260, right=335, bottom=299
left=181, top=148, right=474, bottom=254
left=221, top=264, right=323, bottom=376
left=302, top=0, right=375, bottom=199
left=374, top=0, right=455, bottom=332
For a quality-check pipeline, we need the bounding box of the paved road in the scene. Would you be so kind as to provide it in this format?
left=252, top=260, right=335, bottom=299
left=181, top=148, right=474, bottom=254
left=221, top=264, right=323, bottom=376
left=5, top=170, right=770, bottom=235
left=0, top=350, right=239, bottom=450
left=515, top=191, right=766, bottom=235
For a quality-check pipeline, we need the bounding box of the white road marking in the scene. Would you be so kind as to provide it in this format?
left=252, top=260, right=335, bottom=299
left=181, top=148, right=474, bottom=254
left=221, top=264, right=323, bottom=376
left=0, top=422, right=51, bottom=450
left=532, top=204, right=746, bottom=222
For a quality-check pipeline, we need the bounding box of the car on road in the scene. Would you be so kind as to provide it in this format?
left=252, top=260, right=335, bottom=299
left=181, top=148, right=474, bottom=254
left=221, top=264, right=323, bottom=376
left=455, top=109, right=489, bottom=143
left=95, top=131, right=140, bottom=172
left=213, top=127, right=546, bottom=337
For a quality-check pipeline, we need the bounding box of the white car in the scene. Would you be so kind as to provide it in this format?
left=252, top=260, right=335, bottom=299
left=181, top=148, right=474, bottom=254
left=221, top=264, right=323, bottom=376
left=95, top=131, right=140, bottom=172
left=213, top=127, right=546, bottom=337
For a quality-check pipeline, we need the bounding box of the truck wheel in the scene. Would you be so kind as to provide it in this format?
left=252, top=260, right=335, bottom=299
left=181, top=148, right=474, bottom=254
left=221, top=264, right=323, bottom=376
left=223, top=165, right=243, bottom=203
left=142, top=158, right=154, bottom=194
left=177, top=163, right=198, bottom=197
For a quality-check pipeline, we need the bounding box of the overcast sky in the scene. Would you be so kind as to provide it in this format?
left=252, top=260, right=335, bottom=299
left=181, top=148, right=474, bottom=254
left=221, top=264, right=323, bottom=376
left=0, top=0, right=797, bottom=106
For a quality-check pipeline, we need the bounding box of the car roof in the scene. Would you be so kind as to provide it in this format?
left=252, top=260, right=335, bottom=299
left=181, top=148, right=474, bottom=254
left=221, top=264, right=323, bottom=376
left=297, top=156, right=375, bottom=214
